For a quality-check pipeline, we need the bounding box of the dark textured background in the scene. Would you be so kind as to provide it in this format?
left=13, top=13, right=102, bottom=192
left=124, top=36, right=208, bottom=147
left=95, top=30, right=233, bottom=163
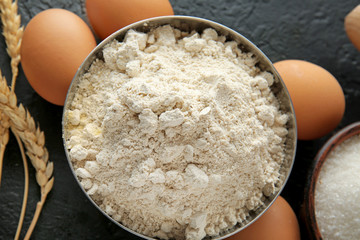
left=0, top=0, right=359, bottom=239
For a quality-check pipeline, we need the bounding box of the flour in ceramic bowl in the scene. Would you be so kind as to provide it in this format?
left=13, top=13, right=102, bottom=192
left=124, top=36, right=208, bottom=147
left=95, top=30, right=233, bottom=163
left=63, top=25, right=289, bottom=240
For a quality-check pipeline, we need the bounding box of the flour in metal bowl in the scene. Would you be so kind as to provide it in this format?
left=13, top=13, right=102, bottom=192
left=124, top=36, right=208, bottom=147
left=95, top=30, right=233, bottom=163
left=63, top=23, right=292, bottom=240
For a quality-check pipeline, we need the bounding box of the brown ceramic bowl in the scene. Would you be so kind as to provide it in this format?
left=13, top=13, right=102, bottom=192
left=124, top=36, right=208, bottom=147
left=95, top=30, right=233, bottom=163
left=301, top=121, right=360, bottom=240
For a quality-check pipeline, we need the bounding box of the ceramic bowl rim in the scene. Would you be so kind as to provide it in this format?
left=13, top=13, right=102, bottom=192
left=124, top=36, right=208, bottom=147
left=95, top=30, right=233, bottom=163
left=302, top=121, right=360, bottom=240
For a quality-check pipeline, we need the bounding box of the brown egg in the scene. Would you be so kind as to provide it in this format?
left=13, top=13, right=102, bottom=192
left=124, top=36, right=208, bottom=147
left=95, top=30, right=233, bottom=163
left=86, top=0, right=174, bottom=40
left=227, top=196, right=301, bottom=240
left=21, top=8, right=97, bottom=106
left=345, top=5, right=360, bottom=51
left=274, top=60, right=345, bottom=140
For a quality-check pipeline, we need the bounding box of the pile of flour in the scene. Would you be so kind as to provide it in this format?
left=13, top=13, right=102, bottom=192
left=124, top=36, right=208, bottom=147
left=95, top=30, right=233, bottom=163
left=64, top=25, right=289, bottom=240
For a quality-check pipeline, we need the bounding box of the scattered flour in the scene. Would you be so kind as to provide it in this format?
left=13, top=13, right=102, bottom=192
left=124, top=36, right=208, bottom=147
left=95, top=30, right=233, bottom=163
left=64, top=25, right=289, bottom=240
left=315, top=134, right=360, bottom=240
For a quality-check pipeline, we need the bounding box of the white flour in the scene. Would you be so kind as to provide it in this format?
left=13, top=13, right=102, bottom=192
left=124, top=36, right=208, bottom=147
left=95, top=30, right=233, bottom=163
left=64, top=25, right=288, bottom=240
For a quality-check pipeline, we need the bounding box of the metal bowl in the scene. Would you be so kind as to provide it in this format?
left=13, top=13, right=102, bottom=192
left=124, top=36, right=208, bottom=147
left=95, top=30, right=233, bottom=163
left=62, top=15, right=297, bottom=239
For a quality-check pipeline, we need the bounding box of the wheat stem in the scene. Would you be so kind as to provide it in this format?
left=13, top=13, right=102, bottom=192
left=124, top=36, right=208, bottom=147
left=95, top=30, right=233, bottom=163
left=13, top=131, right=29, bottom=240
left=24, top=194, right=48, bottom=240
left=0, top=137, right=7, bottom=185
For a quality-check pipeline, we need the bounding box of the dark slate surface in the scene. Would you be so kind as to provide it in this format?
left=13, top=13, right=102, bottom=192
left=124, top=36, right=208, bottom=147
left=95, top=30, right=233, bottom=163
left=0, top=0, right=359, bottom=239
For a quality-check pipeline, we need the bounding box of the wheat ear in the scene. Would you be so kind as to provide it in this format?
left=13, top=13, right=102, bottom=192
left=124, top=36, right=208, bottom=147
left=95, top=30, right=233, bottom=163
left=0, top=73, right=54, bottom=239
left=0, top=0, right=23, bottom=92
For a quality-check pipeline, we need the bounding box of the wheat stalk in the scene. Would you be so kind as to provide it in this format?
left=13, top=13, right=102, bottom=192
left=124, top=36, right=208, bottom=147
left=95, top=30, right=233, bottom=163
left=0, top=0, right=23, bottom=91
left=13, top=131, right=29, bottom=240
left=0, top=73, right=29, bottom=240
left=0, top=1, right=54, bottom=238
left=0, top=74, right=54, bottom=239
left=0, top=0, right=22, bottom=185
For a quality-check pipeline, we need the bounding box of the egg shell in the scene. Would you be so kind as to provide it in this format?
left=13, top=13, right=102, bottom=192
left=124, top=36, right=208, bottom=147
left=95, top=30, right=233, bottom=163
left=85, top=0, right=174, bottom=40
left=227, top=196, right=301, bottom=240
left=274, top=60, right=345, bottom=140
left=345, top=5, right=360, bottom=51
left=20, top=8, right=97, bottom=106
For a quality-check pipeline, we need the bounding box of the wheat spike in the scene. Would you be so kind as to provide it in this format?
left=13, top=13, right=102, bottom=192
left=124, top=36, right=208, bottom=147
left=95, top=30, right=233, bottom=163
left=0, top=0, right=23, bottom=91
left=0, top=71, right=54, bottom=239
left=0, top=73, right=54, bottom=179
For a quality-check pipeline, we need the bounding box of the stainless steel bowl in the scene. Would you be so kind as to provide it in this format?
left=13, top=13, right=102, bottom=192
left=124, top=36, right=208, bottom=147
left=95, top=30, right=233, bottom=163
left=62, top=15, right=297, bottom=239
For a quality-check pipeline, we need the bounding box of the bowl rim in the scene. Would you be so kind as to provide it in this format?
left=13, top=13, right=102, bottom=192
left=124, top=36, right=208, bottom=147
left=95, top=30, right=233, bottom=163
left=302, top=121, right=360, bottom=240
left=62, top=15, right=297, bottom=240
